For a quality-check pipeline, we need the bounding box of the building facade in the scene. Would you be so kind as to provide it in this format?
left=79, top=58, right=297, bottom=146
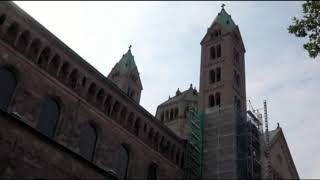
left=0, top=2, right=185, bottom=179
left=0, top=2, right=300, bottom=180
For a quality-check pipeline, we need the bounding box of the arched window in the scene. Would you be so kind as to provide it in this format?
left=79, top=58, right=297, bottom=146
left=153, top=132, right=159, bottom=150
left=111, top=101, right=120, bottom=120
left=216, top=67, right=221, bottom=82
left=171, top=146, right=176, bottom=161
left=79, top=123, right=97, bottom=161
left=49, top=55, right=60, bottom=77
left=208, top=94, right=215, bottom=107
left=170, top=109, right=173, bottom=120
left=96, top=89, right=105, bottom=105
left=210, top=46, right=216, bottom=59
left=237, top=74, right=240, bottom=87
left=114, top=145, right=129, bottom=180
left=147, top=163, right=158, bottom=180
left=17, top=31, right=30, bottom=53
left=166, top=142, right=171, bottom=157
left=6, top=22, right=19, bottom=45
left=36, top=98, right=60, bottom=137
left=134, top=118, right=140, bottom=136
left=215, top=92, right=221, bottom=106
left=165, top=110, right=169, bottom=121
left=130, top=90, right=135, bottom=99
left=38, top=47, right=51, bottom=69
left=174, top=108, right=179, bottom=119
left=148, top=128, right=154, bottom=145
left=119, top=107, right=127, bottom=126
left=69, top=69, right=78, bottom=89
left=88, top=83, right=97, bottom=98
left=0, top=68, right=17, bottom=111
left=217, top=44, right=221, bottom=58
left=210, top=69, right=215, bottom=83
left=160, top=137, right=165, bottom=154
left=104, top=95, right=113, bottom=115
left=126, top=112, right=134, bottom=130
left=28, top=39, right=41, bottom=60
left=160, top=112, right=164, bottom=123
left=81, top=76, right=86, bottom=87
left=180, top=152, right=185, bottom=168
left=0, top=14, right=6, bottom=26
left=184, top=106, right=189, bottom=118
left=176, top=151, right=180, bottom=165
left=59, top=62, right=70, bottom=81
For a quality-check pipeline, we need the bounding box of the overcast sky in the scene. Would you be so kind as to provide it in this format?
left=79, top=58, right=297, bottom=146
left=14, top=1, right=319, bottom=178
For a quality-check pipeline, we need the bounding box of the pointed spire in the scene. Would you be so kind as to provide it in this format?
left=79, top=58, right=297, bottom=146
left=117, top=46, right=136, bottom=73
left=210, top=4, right=236, bottom=31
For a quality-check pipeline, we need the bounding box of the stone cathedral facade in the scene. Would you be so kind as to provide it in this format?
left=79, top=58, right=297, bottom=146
left=0, top=2, right=299, bottom=180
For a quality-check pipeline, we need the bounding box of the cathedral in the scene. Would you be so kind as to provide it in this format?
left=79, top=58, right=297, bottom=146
left=0, top=2, right=299, bottom=179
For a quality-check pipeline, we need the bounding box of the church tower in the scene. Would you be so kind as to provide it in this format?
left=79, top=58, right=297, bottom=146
left=108, top=46, right=143, bottom=103
left=199, top=6, right=247, bottom=179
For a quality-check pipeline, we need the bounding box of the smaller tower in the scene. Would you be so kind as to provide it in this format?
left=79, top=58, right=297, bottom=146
left=108, top=46, right=143, bottom=103
left=155, top=84, right=199, bottom=139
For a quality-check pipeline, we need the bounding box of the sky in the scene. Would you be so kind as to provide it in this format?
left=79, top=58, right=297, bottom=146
left=14, top=1, right=319, bottom=178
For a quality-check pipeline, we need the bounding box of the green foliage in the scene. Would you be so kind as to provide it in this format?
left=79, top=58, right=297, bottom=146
left=288, top=0, right=320, bottom=58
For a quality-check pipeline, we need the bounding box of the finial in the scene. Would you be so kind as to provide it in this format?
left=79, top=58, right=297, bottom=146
left=221, top=3, right=225, bottom=10
left=277, top=122, right=280, bottom=129
left=129, top=45, right=132, bottom=50
left=190, top=83, right=193, bottom=89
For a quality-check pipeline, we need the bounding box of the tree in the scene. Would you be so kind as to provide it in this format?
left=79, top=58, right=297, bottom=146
left=288, top=0, right=320, bottom=58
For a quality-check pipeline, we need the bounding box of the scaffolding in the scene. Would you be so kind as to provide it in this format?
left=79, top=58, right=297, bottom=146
left=236, top=103, right=263, bottom=179
left=184, top=109, right=204, bottom=179
left=263, top=100, right=271, bottom=179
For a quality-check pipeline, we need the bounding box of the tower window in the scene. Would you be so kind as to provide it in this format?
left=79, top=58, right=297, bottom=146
left=147, top=163, right=158, bottom=180
left=234, top=48, right=240, bottom=63
left=208, top=94, right=215, bottom=107
left=210, top=46, right=216, bottom=59
left=209, top=69, right=215, bottom=83
left=215, top=92, right=221, bottom=106
left=217, top=44, right=221, bottom=58
left=216, top=67, right=221, bottom=82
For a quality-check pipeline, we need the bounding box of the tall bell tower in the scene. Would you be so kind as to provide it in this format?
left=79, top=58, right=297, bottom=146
left=199, top=5, right=247, bottom=179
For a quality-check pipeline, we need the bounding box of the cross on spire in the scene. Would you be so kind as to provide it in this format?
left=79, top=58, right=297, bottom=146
left=221, top=3, right=225, bottom=9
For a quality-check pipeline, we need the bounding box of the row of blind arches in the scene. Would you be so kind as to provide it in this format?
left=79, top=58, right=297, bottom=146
left=0, top=67, right=159, bottom=180
left=0, top=14, right=184, bottom=167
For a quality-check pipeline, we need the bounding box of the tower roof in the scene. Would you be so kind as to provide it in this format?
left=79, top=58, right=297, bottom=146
left=117, top=46, right=137, bottom=74
left=210, top=6, right=236, bottom=31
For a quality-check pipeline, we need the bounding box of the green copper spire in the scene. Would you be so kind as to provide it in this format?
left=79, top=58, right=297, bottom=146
left=212, top=4, right=236, bottom=31
left=118, top=45, right=137, bottom=73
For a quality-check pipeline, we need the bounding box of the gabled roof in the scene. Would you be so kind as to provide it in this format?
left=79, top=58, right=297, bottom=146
left=159, top=86, right=198, bottom=107
left=210, top=8, right=236, bottom=31
left=263, top=127, right=300, bottom=178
